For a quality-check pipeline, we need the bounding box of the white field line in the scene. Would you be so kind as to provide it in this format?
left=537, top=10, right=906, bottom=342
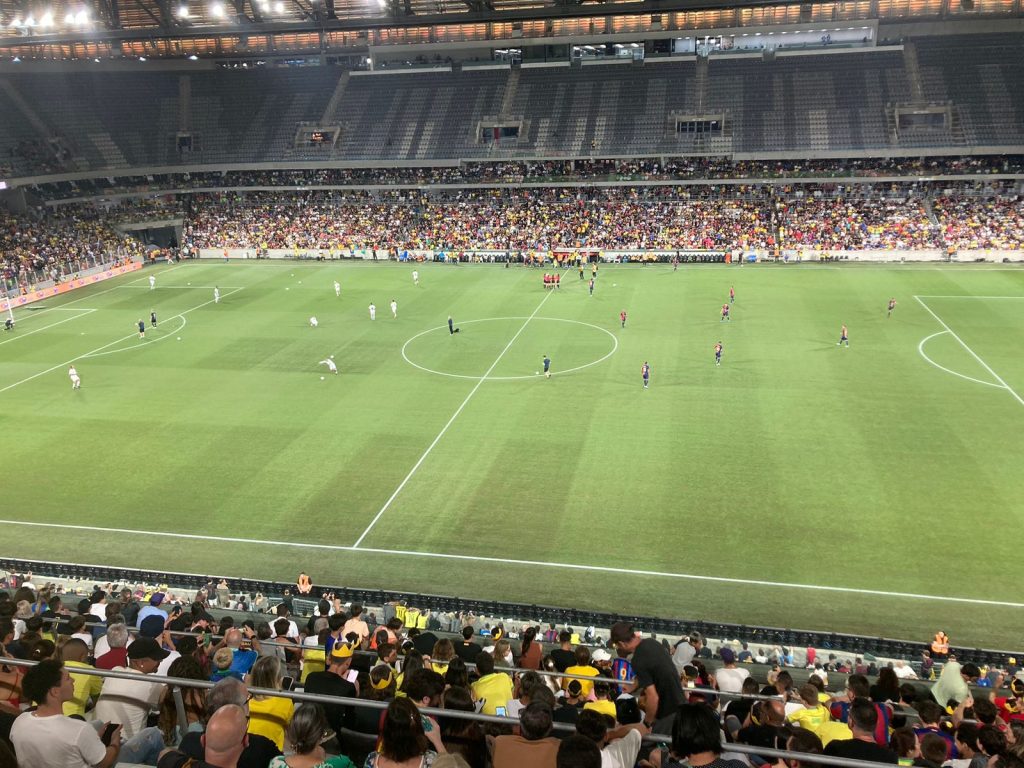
left=0, top=309, right=96, bottom=347
left=8, top=262, right=191, bottom=317
left=1, top=519, right=1023, bottom=609
left=119, top=285, right=245, bottom=289
left=0, top=287, right=243, bottom=395
left=352, top=270, right=568, bottom=549
left=914, top=296, right=1024, bottom=407
left=916, top=296, right=1024, bottom=300
left=917, top=331, right=1002, bottom=389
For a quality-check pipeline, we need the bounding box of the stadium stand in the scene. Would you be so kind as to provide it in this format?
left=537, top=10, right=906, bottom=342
left=0, top=559, right=1019, bottom=768
left=0, top=36, right=1022, bottom=174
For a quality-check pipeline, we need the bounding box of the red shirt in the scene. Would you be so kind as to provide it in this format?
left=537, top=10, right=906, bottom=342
left=96, top=647, right=129, bottom=670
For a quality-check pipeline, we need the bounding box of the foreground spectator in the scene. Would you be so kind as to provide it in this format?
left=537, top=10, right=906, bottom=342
left=609, top=622, right=685, bottom=733
left=61, top=638, right=103, bottom=718
left=824, top=698, right=898, bottom=764
left=365, top=697, right=446, bottom=767
left=558, top=734, right=603, bottom=768
left=159, top=704, right=250, bottom=768
left=177, top=677, right=282, bottom=768
left=648, top=703, right=747, bottom=768
left=269, top=702, right=357, bottom=768
left=247, top=656, right=294, bottom=750
left=492, top=701, right=560, bottom=768
left=11, top=659, right=121, bottom=768
left=469, top=652, right=512, bottom=716
left=574, top=708, right=645, bottom=768
left=93, top=636, right=168, bottom=741
left=305, top=643, right=358, bottom=735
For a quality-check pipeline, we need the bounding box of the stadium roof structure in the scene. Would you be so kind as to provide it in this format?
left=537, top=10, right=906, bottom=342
left=0, top=0, right=1021, bottom=60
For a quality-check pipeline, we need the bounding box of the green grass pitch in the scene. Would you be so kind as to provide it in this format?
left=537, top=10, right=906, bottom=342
left=2, top=260, right=1022, bottom=648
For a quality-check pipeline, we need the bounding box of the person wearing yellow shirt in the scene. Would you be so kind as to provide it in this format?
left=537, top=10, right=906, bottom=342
left=563, top=647, right=600, bottom=698
left=582, top=682, right=617, bottom=720
left=786, top=684, right=832, bottom=734
left=246, top=656, right=294, bottom=750
left=470, top=653, right=514, bottom=716
left=61, top=639, right=103, bottom=718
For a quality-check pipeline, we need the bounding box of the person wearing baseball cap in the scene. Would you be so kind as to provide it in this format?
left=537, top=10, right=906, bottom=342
left=91, top=636, right=169, bottom=761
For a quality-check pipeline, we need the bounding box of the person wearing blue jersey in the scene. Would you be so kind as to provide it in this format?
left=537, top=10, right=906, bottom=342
left=150, top=311, right=157, bottom=328
left=715, top=342, right=723, bottom=367
left=641, top=361, right=650, bottom=389
left=137, top=319, right=145, bottom=339
left=543, top=355, right=551, bottom=379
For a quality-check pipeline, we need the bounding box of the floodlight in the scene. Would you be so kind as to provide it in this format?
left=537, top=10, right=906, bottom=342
left=40, top=11, right=54, bottom=26
left=9, top=16, right=21, bottom=26
left=139, top=55, right=146, bottom=60
left=188, top=53, right=199, bottom=59
left=274, top=1, right=284, bottom=12
left=74, top=10, right=89, bottom=24
left=64, top=11, right=75, bottom=22
left=24, top=15, right=35, bottom=25
left=210, top=2, right=225, bottom=16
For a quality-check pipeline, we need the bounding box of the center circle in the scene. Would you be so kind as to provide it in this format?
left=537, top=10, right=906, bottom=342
left=401, top=317, right=619, bottom=380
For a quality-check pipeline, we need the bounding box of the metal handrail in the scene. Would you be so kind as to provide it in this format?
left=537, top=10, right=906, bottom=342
left=0, top=657, right=921, bottom=768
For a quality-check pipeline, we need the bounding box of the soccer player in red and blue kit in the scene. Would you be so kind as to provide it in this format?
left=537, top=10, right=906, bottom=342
left=729, top=286, right=735, bottom=304
left=620, top=310, right=627, bottom=328
left=715, top=342, right=723, bottom=366
left=721, top=304, right=730, bottom=321
left=887, top=298, right=896, bottom=318
left=641, top=361, right=650, bottom=389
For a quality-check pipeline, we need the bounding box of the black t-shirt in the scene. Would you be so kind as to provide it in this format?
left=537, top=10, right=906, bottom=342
left=724, top=698, right=754, bottom=728
left=454, top=641, right=482, bottom=663
left=552, top=703, right=581, bottom=727
left=824, top=739, right=899, bottom=764
left=304, top=670, right=358, bottom=733
left=631, top=638, right=685, bottom=720
left=178, top=730, right=280, bottom=768
left=550, top=649, right=576, bottom=672
left=351, top=698, right=386, bottom=734
left=737, top=724, right=787, bottom=750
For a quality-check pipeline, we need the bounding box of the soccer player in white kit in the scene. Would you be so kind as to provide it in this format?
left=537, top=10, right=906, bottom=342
left=309, top=316, right=318, bottom=328
left=412, top=270, right=419, bottom=286
left=369, top=302, right=376, bottom=320
left=390, top=299, right=397, bottom=318
left=214, top=287, right=221, bottom=304
left=68, top=366, right=81, bottom=389
left=334, top=281, right=341, bottom=297
left=149, top=275, right=156, bottom=290
left=319, top=359, right=338, bottom=374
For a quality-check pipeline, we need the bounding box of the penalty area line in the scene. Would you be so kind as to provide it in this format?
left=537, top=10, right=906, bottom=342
left=914, top=296, right=1024, bottom=407
left=1, top=519, right=1023, bottom=609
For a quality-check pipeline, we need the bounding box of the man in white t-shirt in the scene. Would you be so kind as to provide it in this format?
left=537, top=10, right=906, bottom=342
left=93, top=637, right=168, bottom=738
left=713, top=647, right=751, bottom=694
left=11, top=659, right=121, bottom=768
left=574, top=709, right=646, bottom=768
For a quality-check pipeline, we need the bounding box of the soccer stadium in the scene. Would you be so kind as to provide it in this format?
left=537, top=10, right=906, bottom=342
left=0, top=0, right=1022, bottom=763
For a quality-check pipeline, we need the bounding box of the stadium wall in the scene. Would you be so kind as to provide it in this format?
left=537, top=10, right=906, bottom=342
left=0, top=260, right=142, bottom=312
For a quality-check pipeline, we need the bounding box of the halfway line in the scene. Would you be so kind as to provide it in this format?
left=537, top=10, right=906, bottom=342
left=352, top=270, right=567, bottom=548
left=1, top=519, right=1022, bottom=609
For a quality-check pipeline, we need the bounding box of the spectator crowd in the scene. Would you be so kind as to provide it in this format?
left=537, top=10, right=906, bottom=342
left=3, top=571, right=1024, bottom=768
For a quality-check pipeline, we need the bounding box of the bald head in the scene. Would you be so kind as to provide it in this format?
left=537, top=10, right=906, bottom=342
left=203, top=704, right=248, bottom=763
left=224, top=628, right=243, bottom=649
